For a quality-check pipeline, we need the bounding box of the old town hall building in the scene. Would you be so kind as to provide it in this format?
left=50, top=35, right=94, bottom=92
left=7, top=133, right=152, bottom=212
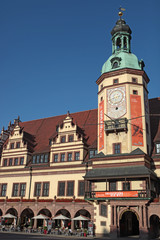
left=0, top=12, right=160, bottom=238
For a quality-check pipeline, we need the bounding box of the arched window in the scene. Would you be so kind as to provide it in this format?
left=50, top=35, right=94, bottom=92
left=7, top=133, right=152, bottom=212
left=116, top=37, right=121, bottom=50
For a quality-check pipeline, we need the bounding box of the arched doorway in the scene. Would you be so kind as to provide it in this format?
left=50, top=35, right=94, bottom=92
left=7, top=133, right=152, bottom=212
left=150, top=215, right=160, bottom=239
left=5, top=208, right=18, bottom=225
left=54, top=209, right=71, bottom=228
left=120, top=210, right=139, bottom=237
left=37, top=208, right=52, bottom=228
left=20, top=208, right=34, bottom=227
left=74, top=209, right=91, bottom=229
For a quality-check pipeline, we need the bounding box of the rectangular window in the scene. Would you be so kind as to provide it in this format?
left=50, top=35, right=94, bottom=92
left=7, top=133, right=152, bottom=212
left=113, top=143, right=121, bottom=154
left=109, top=181, right=116, bottom=191
left=75, top=152, right=80, bottom=160
left=68, top=135, right=74, bottom=142
left=20, top=183, right=26, bottom=197
left=58, top=182, right=65, bottom=196
left=37, top=155, right=40, bottom=164
left=14, top=158, right=18, bottom=166
left=20, top=157, right=24, bottom=165
left=10, top=143, right=14, bottom=149
left=32, top=155, right=36, bottom=164
left=78, top=181, right=84, bottom=196
left=40, top=154, right=44, bottom=163
left=9, top=158, right=13, bottom=166
left=61, top=136, right=66, bottom=143
left=54, top=154, right=58, bottom=162
left=113, top=78, right=119, bottom=84
left=44, top=154, right=48, bottom=163
left=1, top=184, right=7, bottom=197
left=67, top=153, right=72, bottom=161
left=42, top=182, right=49, bottom=196
left=67, top=181, right=74, bottom=196
left=3, top=159, right=7, bottom=166
left=100, top=204, right=107, bottom=217
left=13, top=183, right=19, bottom=197
left=89, top=150, right=95, bottom=158
left=132, top=77, right=137, bottom=83
left=16, top=142, right=20, bottom=148
left=156, top=143, right=160, bottom=154
left=35, top=183, right=41, bottom=197
left=122, top=182, right=130, bottom=191
left=60, top=153, right=65, bottom=162
left=133, top=90, right=138, bottom=95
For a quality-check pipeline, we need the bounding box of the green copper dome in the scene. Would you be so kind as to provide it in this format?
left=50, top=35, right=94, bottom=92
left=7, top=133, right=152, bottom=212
left=101, top=18, right=145, bottom=74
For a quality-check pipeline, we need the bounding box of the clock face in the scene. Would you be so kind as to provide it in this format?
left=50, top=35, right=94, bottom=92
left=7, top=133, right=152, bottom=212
left=107, top=86, right=126, bottom=119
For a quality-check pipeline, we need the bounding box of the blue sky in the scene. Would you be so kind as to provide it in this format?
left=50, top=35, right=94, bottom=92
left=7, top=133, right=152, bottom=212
left=0, top=0, right=160, bottom=130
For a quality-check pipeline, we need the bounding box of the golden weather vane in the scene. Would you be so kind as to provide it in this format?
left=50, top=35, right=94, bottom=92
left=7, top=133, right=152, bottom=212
left=118, top=7, right=125, bottom=18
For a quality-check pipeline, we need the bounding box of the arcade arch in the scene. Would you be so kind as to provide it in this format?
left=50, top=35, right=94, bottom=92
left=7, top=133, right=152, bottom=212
left=120, top=210, right=139, bottom=237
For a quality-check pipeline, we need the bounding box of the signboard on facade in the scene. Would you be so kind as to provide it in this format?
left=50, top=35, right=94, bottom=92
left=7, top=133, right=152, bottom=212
left=99, top=100, right=104, bottom=151
left=130, top=95, right=144, bottom=146
left=95, top=191, right=138, bottom=198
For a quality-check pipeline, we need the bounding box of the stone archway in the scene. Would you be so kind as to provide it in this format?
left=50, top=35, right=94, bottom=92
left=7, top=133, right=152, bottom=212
left=36, top=208, right=52, bottom=228
left=149, top=215, right=160, bottom=239
left=4, top=208, right=18, bottom=226
left=74, top=209, right=91, bottom=229
left=20, top=208, right=34, bottom=227
left=54, top=209, right=71, bottom=228
left=120, top=210, right=139, bottom=237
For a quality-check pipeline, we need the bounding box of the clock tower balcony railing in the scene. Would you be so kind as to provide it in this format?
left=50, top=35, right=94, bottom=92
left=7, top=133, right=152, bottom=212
left=104, top=118, right=128, bottom=135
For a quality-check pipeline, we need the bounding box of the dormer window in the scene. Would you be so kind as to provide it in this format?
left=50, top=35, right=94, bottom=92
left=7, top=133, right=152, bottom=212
left=155, top=143, right=160, bottom=154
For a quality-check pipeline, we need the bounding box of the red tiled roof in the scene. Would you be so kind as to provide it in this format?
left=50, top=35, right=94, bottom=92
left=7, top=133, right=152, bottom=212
left=19, top=109, right=98, bottom=153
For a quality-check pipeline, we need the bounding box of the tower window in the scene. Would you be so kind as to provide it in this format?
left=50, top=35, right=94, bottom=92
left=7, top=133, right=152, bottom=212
left=113, top=143, right=121, bottom=154
left=156, top=143, right=160, bottom=154
left=124, top=37, right=127, bottom=49
left=112, top=61, right=118, bottom=68
left=116, top=37, right=121, bottom=49
left=132, top=78, right=137, bottom=83
left=133, top=90, right=138, bottom=95
left=100, top=84, right=103, bottom=90
left=113, top=78, right=119, bottom=84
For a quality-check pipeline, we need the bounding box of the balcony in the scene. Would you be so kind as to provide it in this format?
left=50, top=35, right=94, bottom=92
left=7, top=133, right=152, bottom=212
left=85, top=190, right=153, bottom=200
left=104, top=118, right=128, bottom=135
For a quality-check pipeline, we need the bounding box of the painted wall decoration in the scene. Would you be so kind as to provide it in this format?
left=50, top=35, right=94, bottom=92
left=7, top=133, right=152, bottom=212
left=107, top=86, right=126, bottom=119
left=130, top=95, right=144, bottom=146
left=99, top=100, right=104, bottom=151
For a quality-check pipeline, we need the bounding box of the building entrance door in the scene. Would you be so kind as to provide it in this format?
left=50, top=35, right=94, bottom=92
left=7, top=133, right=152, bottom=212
left=120, top=211, right=139, bottom=237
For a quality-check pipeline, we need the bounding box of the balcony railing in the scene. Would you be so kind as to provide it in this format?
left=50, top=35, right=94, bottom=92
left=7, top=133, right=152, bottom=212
left=85, top=190, right=154, bottom=200
left=104, top=118, right=128, bottom=134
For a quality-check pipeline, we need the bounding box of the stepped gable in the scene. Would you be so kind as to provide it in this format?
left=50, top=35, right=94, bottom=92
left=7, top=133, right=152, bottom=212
left=19, top=109, right=98, bottom=153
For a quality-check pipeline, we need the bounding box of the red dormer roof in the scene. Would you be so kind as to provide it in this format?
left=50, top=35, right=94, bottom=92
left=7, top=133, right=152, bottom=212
left=19, top=109, right=98, bottom=153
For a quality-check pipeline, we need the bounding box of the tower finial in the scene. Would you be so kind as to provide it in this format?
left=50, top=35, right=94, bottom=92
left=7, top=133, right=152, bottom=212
left=118, top=7, right=125, bottom=19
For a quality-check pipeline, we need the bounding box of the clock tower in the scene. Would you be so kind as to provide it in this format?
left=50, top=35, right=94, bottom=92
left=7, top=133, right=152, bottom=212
left=97, top=12, right=151, bottom=156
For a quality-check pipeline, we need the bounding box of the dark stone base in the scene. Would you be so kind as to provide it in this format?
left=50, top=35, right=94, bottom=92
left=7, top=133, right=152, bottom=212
left=139, top=227, right=149, bottom=239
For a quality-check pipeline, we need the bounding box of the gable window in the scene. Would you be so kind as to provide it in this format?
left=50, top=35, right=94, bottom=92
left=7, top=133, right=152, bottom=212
left=113, top=143, right=121, bottom=154
left=78, top=181, right=85, bottom=196
left=14, top=158, right=18, bottom=166
left=20, top=157, right=24, bottom=165
left=60, top=153, right=65, bottom=162
left=67, top=181, right=74, bottom=196
left=53, top=154, right=58, bottom=162
left=10, top=143, right=14, bottom=149
left=1, top=184, right=7, bottom=197
left=3, top=159, right=7, bottom=166
left=75, top=152, right=80, bottom=160
left=42, top=182, right=49, bottom=196
left=9, top=158, right=13, bottom=166
left=61, top=136, right=66, bottom=143
left=12, top=183, right=19, bottom=197
left=156, top=143, right=160, bottom=154
left=68, top=135, right=74, bottom=142
left=35, top=183, right=41, bottom=197
left=68, top=153, right=72, bottom=161
left=16, top=142, right=20, bottom=148
left=58, top=182, right=65, bottom=196
left=100, top=204, right=107, bottom=217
